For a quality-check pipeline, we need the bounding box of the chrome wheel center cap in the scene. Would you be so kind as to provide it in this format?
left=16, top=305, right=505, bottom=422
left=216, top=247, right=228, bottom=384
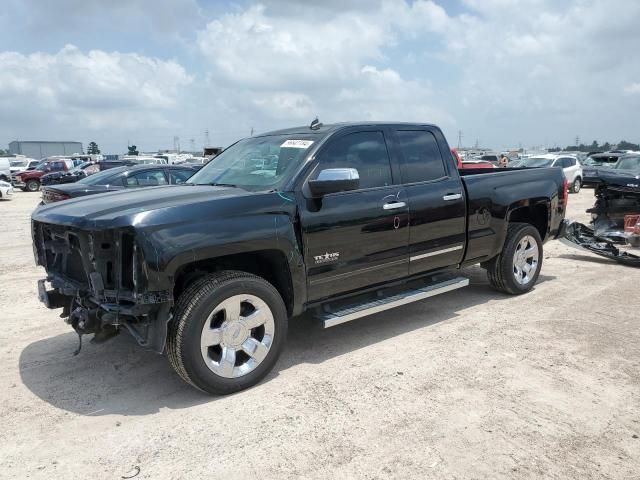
left=221, top=321, right=249, bottom=348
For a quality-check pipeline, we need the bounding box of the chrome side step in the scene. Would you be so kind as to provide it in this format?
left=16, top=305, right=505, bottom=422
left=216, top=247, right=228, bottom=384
left=317, top=276, right=469, bottom=328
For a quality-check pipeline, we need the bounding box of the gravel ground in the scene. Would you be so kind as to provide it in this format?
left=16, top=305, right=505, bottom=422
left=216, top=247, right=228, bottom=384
left=0, top=189, right=639, bottom=480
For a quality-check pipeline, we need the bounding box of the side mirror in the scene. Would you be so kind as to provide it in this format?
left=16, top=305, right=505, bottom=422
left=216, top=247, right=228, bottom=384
left=308, top=168, right=360, bottom=197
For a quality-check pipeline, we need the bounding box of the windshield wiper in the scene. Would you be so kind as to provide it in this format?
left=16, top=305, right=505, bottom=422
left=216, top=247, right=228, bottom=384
left=209, top=182, right=238, bottom=188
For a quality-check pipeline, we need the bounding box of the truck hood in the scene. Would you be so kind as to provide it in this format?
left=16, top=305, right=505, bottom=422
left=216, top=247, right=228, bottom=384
left=32, top=184, right=257, bottom=229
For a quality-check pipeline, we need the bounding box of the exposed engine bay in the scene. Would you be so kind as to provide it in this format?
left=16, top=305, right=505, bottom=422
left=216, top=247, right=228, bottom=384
left=562, top=171, right=640, bottom=267
left=32, top=221, right=172, bottom=353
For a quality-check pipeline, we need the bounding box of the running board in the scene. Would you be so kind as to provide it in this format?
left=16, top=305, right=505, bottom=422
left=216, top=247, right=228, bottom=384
left=317, top=276, right=469, bottom=328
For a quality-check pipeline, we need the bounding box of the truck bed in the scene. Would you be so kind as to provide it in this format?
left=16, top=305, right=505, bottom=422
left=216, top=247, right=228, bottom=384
left=458, top=167, right=566, bottom=264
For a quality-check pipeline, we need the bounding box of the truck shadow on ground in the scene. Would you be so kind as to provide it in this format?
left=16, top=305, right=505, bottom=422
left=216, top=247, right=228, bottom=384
left=19, top=266, right=556, bottom=416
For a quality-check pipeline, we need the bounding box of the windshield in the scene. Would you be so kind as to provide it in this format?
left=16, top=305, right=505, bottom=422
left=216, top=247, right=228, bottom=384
left=69, top=162, right=90, bottom=173
left=10, top=160, right=27, bottom=167
left=584, top=156, right=618, bottom=167
left=77, top=166, right=125, bottom=185
left=519, top=157, right=555, bottom=167
left=188, top=134, right=319, bottom=190
left=615, top=156, right=640, bottom=170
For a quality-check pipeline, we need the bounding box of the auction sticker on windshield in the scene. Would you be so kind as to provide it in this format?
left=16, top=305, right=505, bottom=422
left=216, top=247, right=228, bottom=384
left=281, top=139, right=314, bottom=149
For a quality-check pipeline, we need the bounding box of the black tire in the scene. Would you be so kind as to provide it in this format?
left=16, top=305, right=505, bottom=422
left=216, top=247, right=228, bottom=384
left=167, top=271, right=288, bottom=395
left=571, top=177, right=581, bottom=193
left=485, top=223, right=543, bottom=295
left=26, top=179, right=40, bottom=192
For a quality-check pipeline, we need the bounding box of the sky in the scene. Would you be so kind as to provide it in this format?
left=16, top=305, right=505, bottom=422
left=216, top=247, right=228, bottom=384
left=1, top=0, right=640, bottom=154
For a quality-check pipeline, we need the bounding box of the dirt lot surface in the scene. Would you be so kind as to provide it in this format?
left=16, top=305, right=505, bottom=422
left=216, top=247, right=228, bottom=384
left=1, top=189, right=639, bottom=480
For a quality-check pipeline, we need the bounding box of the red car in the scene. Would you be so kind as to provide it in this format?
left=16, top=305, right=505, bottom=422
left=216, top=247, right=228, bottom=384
left=451, top=148, right=495, bottom=170
left=13, top=159, right=74, bottom=192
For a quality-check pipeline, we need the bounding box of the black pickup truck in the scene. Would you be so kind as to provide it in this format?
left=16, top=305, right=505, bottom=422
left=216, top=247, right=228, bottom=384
left=32, top=122, right=567, bottom=394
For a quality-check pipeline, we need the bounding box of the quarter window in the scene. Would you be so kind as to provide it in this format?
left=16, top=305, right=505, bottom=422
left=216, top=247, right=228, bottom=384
left=397, top=130, right=446, bottom=183
left=126, top=170, right=168, bottom=186
left=169, top=169, right=194, bottom=184
left=314, top=131, right=393, bottom=189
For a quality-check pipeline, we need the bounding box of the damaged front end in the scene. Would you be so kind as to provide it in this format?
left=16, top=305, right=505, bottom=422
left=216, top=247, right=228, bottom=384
left=562, top=172, right=640, bottom=267
left=32, top=221, right=172, bottom=352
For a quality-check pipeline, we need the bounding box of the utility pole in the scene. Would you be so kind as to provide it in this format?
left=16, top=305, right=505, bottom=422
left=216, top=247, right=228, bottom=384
left=204, top=130, right=210, bottom=146
left=575, top=135, right=580, bottom=147
left=189, top=138, right=195, bottom=152
left=250, top=127, right=254, bottom=136
left=457, top=130, right=463, bottom=149
left=173, top=136, right=180, bottom=153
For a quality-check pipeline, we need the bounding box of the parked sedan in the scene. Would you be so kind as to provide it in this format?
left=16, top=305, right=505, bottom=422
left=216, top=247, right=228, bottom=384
left=582, top=153, right=624, bottom=187
left=40, top=164, right=198, bottom=204
left=513, top=154, right=583, bottom=193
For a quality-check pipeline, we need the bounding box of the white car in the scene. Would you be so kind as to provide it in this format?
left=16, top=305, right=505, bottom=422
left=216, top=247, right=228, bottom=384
left=513, top=154, right=583, bottom=193
left=9, top=158, right=40, bottom=175
left=0, top=180, right=14, bottom=200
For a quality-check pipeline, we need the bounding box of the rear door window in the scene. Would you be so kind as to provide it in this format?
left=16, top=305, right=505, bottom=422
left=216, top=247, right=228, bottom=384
left=126, top=170, right=168, bottom=186
left=396, top=130, right=447, bottom=184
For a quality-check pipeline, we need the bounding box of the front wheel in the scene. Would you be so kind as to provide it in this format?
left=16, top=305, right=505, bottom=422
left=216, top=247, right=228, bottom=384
left=25, top=179, right=40, bottom=192
left=485, top=223, right=543, bottom=295
left=571, top=177, right=581, bottom=193
left=167, top=271, right=288, bottom=395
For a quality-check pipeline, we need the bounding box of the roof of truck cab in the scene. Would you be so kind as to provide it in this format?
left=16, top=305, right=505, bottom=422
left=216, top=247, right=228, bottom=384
left=258, top=122, right=439, bottom=137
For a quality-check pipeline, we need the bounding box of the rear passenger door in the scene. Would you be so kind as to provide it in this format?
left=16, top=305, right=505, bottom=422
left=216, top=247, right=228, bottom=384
left=391, top=127, right=467, bottom=274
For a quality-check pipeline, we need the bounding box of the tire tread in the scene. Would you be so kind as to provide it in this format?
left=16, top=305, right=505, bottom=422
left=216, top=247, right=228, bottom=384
left=166, top=270, right=284, bottom=394
left=486, top=222, right=542, bottom=295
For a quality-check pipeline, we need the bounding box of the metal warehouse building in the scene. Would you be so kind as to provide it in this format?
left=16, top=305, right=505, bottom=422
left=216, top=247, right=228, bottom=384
left=9, top=141, right=83, bottom=159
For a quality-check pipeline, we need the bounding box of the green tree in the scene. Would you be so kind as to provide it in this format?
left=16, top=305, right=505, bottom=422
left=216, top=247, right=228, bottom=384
left=617, top=140, right=640, bottom=150
left=127, top=145, right=139, bottom=156
left=590, top=140, right=599, bottom=150
left=87, top=141, right=101, bottom=154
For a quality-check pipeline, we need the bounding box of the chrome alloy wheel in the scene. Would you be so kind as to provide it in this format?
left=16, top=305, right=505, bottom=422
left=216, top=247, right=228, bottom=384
left=512, top=235, right=539, bottom=285
left=200, top=294, right=275, bottom=378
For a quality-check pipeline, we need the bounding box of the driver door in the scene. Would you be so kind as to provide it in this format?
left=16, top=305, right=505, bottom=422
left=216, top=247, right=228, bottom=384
left=299, top=128, right=409, bottom=301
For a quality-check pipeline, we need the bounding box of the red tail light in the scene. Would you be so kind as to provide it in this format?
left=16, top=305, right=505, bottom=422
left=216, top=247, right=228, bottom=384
left=42, top=190, right=70, bottom=203
left=561, top=178, right=569, bottom=207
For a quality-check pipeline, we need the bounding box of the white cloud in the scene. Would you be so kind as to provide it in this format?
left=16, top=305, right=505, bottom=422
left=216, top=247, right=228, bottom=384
left=624, top=83, right=640, bottom=95
left=196, top=1, right=454, bottom=133
left=2, top=0, right=640, bottom=152
left=0, top=45, right=192, bottom=135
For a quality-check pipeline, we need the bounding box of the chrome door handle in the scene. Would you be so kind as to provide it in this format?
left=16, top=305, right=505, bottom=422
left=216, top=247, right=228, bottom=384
left=383, top=201, right=406, bottom=210
left=443, top=193, right=462, bottom=201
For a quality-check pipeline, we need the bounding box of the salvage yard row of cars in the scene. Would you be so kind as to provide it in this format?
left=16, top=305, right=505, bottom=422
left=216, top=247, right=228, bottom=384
left=5, top=153, right=211, bottom=193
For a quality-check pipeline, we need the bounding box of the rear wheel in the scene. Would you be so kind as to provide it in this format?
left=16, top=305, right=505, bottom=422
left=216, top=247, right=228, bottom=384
left=571, top=177, right=581, bottom=193
left=485, top=223, right=543, bottom=295
left=167, top=271, right=288, bottom=395
left=25, top=179, right=40, bottom=192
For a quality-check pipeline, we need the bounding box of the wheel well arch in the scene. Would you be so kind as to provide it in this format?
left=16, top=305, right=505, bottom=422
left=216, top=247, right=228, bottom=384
left=172, top=249, right=295, bottom=316
left=508, top=203, right=549, bottom=240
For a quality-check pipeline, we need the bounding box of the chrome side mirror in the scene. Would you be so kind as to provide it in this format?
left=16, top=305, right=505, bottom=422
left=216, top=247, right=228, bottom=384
left=308, top=168, right=360, bottom=197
